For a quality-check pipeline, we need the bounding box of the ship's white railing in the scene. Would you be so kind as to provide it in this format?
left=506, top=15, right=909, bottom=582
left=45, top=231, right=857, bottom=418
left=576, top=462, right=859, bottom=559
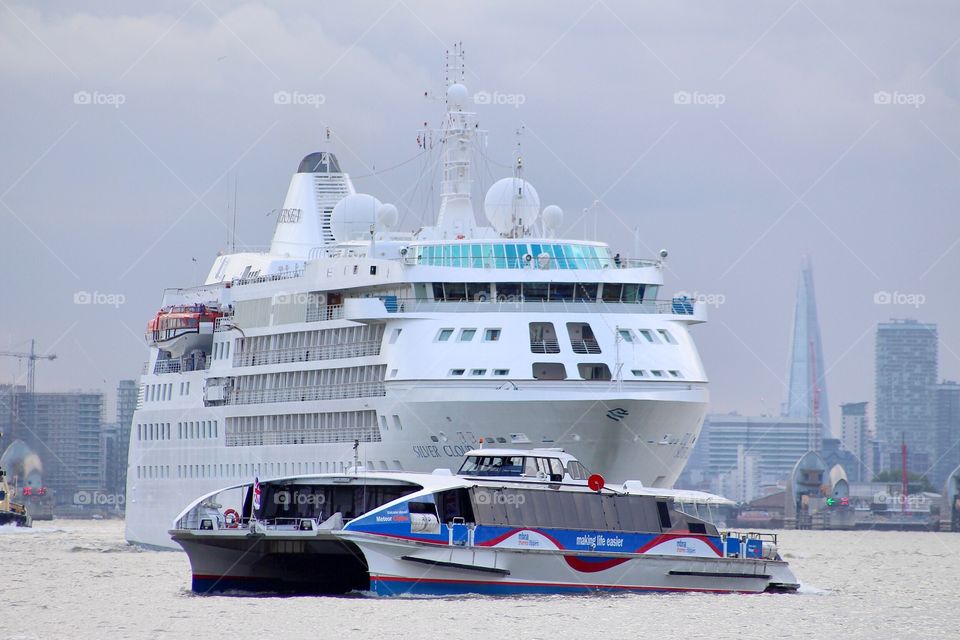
left=529, top=338, right=561, bottom=354
left=226, top=381, right=386, bottom=405
left=570, top=339, right=602, bottom=354
left=232, top=269, right=304, bottom=287
left=152, top=354, right=210, bottom=375
left=233, top=340, right=381, bottom=367
left=401, top=256, right=660, bottom=270
left=305, top=304, right=345, bottom=322
left=390, top=299, right=698, bottom=315
left=214, top=315, right=235, bottom=333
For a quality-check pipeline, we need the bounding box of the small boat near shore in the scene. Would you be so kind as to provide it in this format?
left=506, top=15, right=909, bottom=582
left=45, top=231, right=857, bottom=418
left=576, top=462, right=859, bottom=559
left=0, top=457, right=32, bottom=528
left=170, top=448, right=799, bottom=595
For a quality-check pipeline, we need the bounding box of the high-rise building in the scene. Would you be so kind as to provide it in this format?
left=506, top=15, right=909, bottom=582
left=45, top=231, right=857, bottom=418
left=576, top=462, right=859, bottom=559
left=14, top=392, right=104, bottom=505
left=783, top=257, right=831, bottom=439
left=0, top=384, right=26, bottom=451
left=875, top=319, right=938, bottom=475
left=703, top=414, right=823, bottom=497
left=933, top=381, right=960, bottom=488
left=840, top=401, right=872, bottom=481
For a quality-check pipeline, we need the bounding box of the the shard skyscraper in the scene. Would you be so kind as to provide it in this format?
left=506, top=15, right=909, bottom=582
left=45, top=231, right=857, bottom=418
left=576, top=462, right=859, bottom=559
left=783, top=256, right=831, bottom=440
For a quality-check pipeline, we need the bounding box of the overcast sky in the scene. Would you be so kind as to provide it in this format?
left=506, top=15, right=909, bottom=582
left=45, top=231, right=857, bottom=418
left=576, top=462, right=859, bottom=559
left=1, top=1, right=958, bottom=431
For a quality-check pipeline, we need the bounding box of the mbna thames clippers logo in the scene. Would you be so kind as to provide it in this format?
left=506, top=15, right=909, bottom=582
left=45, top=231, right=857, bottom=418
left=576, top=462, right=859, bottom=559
left=606, top=407, right=629, bottom=422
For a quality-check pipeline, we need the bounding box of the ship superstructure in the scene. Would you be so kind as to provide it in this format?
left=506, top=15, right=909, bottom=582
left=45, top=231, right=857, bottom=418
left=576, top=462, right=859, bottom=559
left=125, top=45, right=710, bottom=549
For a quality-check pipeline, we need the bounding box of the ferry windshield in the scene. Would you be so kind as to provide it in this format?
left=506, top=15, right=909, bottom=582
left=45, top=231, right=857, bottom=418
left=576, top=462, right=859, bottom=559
left=458, top=455, right=525, bottom=476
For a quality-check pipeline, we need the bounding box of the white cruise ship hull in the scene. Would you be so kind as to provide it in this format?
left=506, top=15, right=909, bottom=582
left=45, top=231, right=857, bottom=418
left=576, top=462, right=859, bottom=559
left=126, top=387, right=706, bottom=549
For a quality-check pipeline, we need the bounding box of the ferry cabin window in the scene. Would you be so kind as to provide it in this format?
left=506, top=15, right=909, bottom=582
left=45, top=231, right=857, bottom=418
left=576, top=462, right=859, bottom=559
left=437, top=328, right=454, bottom=342
left=618, top=329, right=634, bottom=342
left=565, top=460, right=590, bottom=480
left=438, top=488, right=475, bottom=523
left=483, top=328, right=501, bottom=341
left=458, top=455, right=525, bottom=476
left=459, top=328, right=476, bottom=342
left=469, top=488, right=664, bottom=533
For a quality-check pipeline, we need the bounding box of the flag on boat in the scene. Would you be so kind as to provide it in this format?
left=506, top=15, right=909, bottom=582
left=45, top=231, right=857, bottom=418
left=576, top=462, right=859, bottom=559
left=253, top=477, right=261, bottom=511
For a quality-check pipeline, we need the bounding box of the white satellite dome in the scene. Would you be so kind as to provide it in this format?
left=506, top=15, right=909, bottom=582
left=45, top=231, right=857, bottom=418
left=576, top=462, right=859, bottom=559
left=330, top=193, right=382, bottom=242
left=447, top=83, right=469, bottom=110
left=376, top=203, right=399, bottom=229
left=483, top=177, right=540, bottom=235
left=542, top=205, right=563, bottom=231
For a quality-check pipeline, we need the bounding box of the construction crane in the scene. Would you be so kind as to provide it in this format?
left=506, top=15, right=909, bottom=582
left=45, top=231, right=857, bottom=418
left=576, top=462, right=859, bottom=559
left=0, top=339, right=57, bottom=393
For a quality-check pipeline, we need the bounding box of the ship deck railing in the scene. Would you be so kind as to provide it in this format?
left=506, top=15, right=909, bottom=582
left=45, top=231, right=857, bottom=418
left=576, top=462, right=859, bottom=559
left=389, top=298, right=698, bottom=315
left=225, top=381, right=386, bottom=405
left=232, top=340, right=381, bottom=367
left=400, top=256, right=660, bottom=270
left=151, top=354, right=211, bottom=375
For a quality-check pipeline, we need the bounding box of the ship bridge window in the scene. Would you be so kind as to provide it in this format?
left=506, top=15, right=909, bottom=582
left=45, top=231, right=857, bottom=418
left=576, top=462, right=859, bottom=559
left=639, top=329, right=657, bottom=343
left=466, top=283, right=491, bottom=301
left=618, top=329, right=634, bottom=343
left=437, top=328, right=454, bottom=342
left=578, top=363, right=612, bottom=381
left=459, top=328, right=476, bottom=342
left=601, top=283, right=646, bottom=303
left=495, top=283, right=522, bottom=301
left=523, top=282, right=548, bottom=301
left=533, top=363, right=566, bottom=380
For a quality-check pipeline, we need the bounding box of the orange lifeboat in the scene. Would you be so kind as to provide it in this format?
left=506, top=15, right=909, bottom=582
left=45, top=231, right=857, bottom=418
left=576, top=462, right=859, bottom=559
left=145, top=304, right=224, bottom=357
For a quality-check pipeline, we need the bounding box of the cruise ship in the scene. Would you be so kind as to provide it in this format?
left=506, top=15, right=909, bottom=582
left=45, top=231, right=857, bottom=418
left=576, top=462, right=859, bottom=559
left=125, top=46, right=710, bottom=549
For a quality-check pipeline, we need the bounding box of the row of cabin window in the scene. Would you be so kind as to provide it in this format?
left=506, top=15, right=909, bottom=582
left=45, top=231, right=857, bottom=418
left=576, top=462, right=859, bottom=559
left=136, top=460, right=407, bottom=481
left=430, top=282, right=652, bottom=303
left=436, top=328, right=501, bottom=342
left=438, top=487, right=672, bottom=533
left=619, top=328, right=678, bottom=345
left=137, top=420, right=218, bottom=441
left=448, top=368, right=511, bottom=376
left=531, top=363, right=684, bottom=381
left=145, top=382, right=173, bottom=402
left=213, top=341, right=231, bottom=360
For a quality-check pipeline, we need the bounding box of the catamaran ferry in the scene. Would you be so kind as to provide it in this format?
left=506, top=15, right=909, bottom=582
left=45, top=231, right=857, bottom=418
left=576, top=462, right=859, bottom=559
left=171, top=448, right=798, bottom=595
left=126, top=45, right=710, bottom=549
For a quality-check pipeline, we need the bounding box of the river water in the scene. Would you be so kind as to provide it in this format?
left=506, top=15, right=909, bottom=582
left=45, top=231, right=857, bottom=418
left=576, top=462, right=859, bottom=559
left=2, top=520, right=957, bottom=639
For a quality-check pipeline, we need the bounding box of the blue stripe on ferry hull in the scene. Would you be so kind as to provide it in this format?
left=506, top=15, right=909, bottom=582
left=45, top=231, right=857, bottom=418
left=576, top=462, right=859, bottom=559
left=370, top=576, right=747, bottom=597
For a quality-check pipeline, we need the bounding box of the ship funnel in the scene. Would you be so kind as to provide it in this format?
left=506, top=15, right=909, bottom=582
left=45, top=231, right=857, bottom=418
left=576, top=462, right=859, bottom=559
left=269, top=151, right=355, bottom=258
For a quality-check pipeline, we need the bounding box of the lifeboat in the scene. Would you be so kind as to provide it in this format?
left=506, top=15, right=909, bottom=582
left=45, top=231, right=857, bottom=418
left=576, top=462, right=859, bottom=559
left=145, top=304, right=223, bottom=357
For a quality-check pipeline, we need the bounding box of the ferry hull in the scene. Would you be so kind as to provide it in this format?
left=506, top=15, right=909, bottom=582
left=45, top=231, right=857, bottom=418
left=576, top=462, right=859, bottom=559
left=172, top=531, right=370, bottom=594
left=351, top=535, right=799, bottom=596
